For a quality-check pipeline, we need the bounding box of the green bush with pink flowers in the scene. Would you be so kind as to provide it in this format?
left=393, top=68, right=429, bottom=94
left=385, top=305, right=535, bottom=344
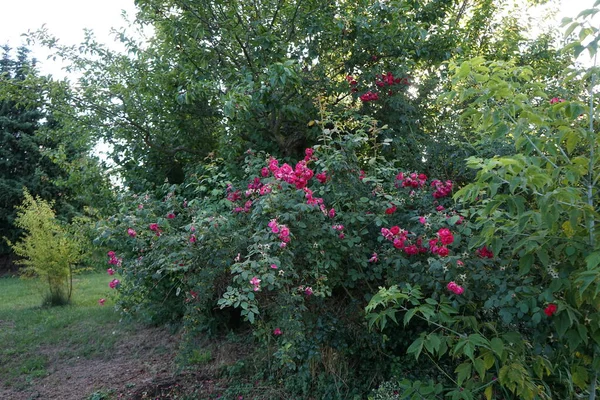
left=90, top=102, right=592, bottom=398
left=91, top=12, right=600, bottom=399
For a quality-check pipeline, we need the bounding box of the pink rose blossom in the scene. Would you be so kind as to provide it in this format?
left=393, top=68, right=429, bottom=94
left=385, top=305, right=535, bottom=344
left=270, top=264, right=278, bottom=269
left=98, top=298, right=106, bottom=306
left=316, top=172, right=327, bottom=184
left=107, top=268, right=115, bottom=276
left=250, top=277, right=261, bottom=291
left=437, top=246, right=449, bottom=257
left=279, top=226, right=290, bottom=237
left=447, top=281, right=464, bottom=295
left=127, top=228, right=137, bottom=237
left=437, top=228, right=454, bottom=245
left=273, top=327, right=283, bottom=336
left=109, top=279, right=120, bottom=289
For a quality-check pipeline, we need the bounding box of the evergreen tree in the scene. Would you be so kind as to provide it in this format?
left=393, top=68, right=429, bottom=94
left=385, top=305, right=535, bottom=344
left=0, top=45, right=80, bottom=256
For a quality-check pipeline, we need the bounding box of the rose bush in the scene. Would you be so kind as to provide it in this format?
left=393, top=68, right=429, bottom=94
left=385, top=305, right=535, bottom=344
left=95, top=97, right=598, bottom=398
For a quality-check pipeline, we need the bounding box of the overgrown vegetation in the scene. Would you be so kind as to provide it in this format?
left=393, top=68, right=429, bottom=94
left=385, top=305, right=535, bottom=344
left=2, top=0, right=600, bottom=398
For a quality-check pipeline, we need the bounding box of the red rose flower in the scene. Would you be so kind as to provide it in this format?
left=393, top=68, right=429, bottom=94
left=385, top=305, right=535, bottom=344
left=544, top=304, right=558, bottom=317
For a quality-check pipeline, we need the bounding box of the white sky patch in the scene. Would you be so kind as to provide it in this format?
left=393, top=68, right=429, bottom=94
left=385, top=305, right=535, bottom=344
left=0, top=0, right=138, bottom=78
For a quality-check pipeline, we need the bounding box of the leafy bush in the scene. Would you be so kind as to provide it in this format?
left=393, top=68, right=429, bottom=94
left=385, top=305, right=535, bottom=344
left=95, top=112, right=470, bottom=397
left=6, top=189, right=81, bottom=305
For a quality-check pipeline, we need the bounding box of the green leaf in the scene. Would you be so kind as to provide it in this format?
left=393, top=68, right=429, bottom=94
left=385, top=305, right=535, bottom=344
left=473, top=358, right=486, bottom=379
left=585, top=252, right=600, bottom=270
left=519, top=253, right=533, bottom=275
left=565, top=130, right=579, bottom=154
left=457, top=61, right=471, bottom=79
left=577, top=8, right=599, bottom=19
left=404, top=308, right=418, bottom=326
left=424, top=333, right=441, bottom=355
left=407, top=336, right=424, bottom=360
left=564, top=22, right=580, bottom=38
left=565, top=102, right=586, bottom=120
left=455, top=362, right=472, bottom=386
left=576, top=270, right=598, bottom=296
left=490, top=337, right=504, bottom=358
left=571, top=365, right=589, bottom=389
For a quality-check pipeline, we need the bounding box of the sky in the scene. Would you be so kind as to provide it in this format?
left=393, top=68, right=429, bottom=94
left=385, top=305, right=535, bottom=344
left=0, top=0, right=598, bottom=78
left=0, top=0, right=138, bottom=78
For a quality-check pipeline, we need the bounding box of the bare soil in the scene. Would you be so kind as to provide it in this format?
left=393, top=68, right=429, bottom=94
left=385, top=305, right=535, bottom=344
left=0, top=326, right=240, bottom=400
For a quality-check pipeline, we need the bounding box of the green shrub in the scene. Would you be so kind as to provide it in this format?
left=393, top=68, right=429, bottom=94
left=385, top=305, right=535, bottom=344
left=6, top=189, right=81, bottom=306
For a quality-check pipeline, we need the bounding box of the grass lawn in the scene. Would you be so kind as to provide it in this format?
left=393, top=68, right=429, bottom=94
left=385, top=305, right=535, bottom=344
left=0, top=272, right=125, bottom=390
left=0, top=272, right=290, bottom=400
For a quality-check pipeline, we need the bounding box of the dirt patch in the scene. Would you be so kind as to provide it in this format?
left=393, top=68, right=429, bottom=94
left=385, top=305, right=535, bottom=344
left=0, top=325, right=219, bottom=400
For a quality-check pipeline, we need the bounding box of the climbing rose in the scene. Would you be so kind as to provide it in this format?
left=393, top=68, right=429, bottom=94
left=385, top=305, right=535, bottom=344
left=544, top=304, right=558, bottom=316
left=149, top=223, right=159, bottom=231
left=403, top=245, right=419, bottom=256
left=316, top=172, right=327, bottom=184
left=109, top=279, right=120, bottom=289
left=127, top=228, right=136, bottom=237
left=437, top=246, right=449, bottom=257
left=107, top=268, right=115, bottom=276
left=273, top=328, right=283, bottom=336
left=476, top=246, right=494, bottom=259
left=270, top=264, right=278, bottom=269
left=167, top=213, right=176, bottom=219
left=447, top=281, right=464, bottom=295
left=360, top=91, right=379, bottom=102
left=98, top=298, right=106, bottom=306
left=189, top=234, right=197, bottom=243
left=250, top=277, right=261, bottom=291
left=385, top=205, right=397, bottom=215
left=437, top=228, right=454, bottom=245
